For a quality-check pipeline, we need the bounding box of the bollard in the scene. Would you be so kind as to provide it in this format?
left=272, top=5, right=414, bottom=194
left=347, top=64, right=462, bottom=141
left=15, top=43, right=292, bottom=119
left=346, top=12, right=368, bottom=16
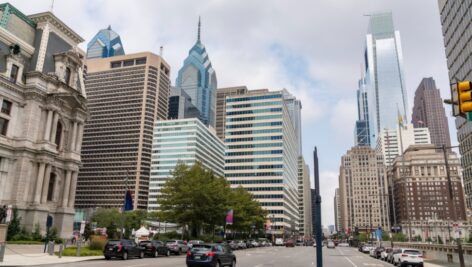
left=48, top=241, right=54, bottom=255
left=0, top=243, right=5, bottom=262
left=76, top=240, right=81, bottom=257
left=58, top=244, right=63, bottom=258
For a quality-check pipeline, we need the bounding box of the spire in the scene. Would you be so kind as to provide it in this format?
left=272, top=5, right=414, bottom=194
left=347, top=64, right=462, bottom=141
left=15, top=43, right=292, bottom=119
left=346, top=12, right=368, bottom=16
left=197, top=16, right=201, bottom=42
left=107, top=25, right=112, bottom=30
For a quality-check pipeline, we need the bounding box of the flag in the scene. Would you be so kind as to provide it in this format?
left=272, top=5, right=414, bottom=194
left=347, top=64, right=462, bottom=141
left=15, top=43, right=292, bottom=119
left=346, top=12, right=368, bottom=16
left=225, top=209, right=234, bottom=225
left=398, top=110, right=404, bottom=128
left=123, top=190, right=133, bottom=211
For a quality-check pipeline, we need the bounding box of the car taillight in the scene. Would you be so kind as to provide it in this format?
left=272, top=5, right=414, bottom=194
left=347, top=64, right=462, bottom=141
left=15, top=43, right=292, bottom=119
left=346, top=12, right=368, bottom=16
left=418, top=255, right=423, bottom=258
left=206, top=251, right=215, bottom=257
left=401, top=254, right=408, bottom=257
left=187, top=250, right=192, bottom=256
left=117, top=245, right=123, bottom=252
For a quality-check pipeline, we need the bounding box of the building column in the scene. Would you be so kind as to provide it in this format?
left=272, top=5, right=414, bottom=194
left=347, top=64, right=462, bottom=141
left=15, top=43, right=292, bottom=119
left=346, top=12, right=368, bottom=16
left=49, top=111, right=59, bottom=142
left=34, top=163, right=46, bottom=204
left=62, top=170, right=72, bottom=207
left=68, top=171, right=78, bottom=208
left=75, top=123, right=83, bottom=152
left=70, top=121, right=77, bottom=151
left=43, top=110, right=53, bottom=141
left=41, top=164, right=52, bottom=204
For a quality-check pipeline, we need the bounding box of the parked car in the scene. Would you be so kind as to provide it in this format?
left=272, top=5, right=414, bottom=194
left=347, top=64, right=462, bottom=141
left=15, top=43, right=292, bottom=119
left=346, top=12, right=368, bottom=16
left=104, top=239, right=144, bottom=260
left=188, top=240, right=204, bottom=249
left=361, top=244, right=373, bottom=254
left=166, top=240, right=189, bottom=255
left=380, top=248, right=393, bottom=261
left=249, top=240, right=259, bottom=247
left=186, top=244, right=236, bottom=267
left=338, top=242, right=349, bottom=247
left=245, top=240, right=253, bottom=248
left=237, top=240, right=247, bottom=249
left=285, top=240, right=295, bottom=247
left=275, top=238, right=284, bottom=246
left=228, top=240, right=239, bottom=250
left=392, top=248, right=423, bottom=267
left=139, top=240, right=170, bottom=257
left=296, top=240, right=304, bottom=246
left=372, top=247, right=384, bottom=259
left=327, top=241, right=336, bottom=249
left=387, top=248, right=401, bottom=264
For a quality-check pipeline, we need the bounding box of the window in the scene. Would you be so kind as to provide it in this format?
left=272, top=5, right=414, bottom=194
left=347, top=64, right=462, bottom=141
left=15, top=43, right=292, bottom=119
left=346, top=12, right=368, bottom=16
left=1, top=100, right=11, bottom=115
left=64, top=67, right=71, bottom=85
left=111, top=61, right=122, bottom=68
left=54, top=122, right=62, bottom=148
left=123, top=60, right=134, bottom=67
left=10, top=64, right=19, bottom=83
left=0, top=117, right=8, bottom=135
left=136, top=58, right=146, bottom=65
left=47, top=173, right=56, bottom=201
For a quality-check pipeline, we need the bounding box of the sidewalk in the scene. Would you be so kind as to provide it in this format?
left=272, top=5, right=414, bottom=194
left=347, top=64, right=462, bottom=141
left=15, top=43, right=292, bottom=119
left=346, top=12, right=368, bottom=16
left=426, top=259, right=471, bottom=267
left=0, top=244, right=102, bottom=266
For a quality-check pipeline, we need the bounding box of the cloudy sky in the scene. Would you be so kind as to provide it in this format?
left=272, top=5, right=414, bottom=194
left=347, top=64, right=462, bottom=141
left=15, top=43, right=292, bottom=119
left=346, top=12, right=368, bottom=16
left=11, top=0, right=455, bottom=226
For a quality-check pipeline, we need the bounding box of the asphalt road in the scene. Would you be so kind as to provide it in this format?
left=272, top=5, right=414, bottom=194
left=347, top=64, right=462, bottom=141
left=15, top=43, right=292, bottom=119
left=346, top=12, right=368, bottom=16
left=45, top=246, right=444, bottom=267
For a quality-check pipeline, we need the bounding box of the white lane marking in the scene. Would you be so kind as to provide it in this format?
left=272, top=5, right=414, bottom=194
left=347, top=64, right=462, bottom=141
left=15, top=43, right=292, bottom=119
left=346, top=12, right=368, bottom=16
left=338, top=247, right=358, bottom=267
left=127, top=264, right=148, bottom=267
left=254, top=265, right=263, bottom=267
left=363, top=264, right=383, bottom=266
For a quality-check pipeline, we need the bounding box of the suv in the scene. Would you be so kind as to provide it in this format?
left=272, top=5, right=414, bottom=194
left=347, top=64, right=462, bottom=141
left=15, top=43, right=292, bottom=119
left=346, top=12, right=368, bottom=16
left=104, top=239, right=144, bottom=260
left=188, top=240, right=204, bottom=249
left=275, top=238, right=284, bottom=246
left=166, top=240, right=189, bottom=255
left=392, top=248, right=423, bottom=267
left=186, top=244, right=236, bottom=267
left=139, top=240, right=170, bottom=257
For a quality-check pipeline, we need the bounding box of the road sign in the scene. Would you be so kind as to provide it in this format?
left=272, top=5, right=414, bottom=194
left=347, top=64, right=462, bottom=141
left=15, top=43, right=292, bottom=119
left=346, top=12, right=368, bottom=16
left=79, top=221, right=85, bottom=234
left=5, top=206, right=12, bottom=223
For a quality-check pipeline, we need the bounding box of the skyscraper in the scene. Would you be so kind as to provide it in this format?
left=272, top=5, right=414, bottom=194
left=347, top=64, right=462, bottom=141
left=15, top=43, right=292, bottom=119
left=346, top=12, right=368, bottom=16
left=167, top=86, right=200, bottom=120
left=86, top=25, right=125, bottom=59
left=438, top=0, right=472, bottom=208
left=334, top=188, right=341, bottom=232
left=175, top=18, right=217, bottom=128
left=75, top=52, right=171, bottom=210
left=412, top=77, right=451, bottom=149
left=216, top=86, right=248, bottom=140
left=224, top=89, right=299, bottom=235
left=0, top=3, right=87, bottom=237
left=362, top=12, right=408, bottom=145
left=298, top=156, right=312, bottom=238
left=354, top=77, right=370, bottom=146
left=283, top=90, right=303, bottom=155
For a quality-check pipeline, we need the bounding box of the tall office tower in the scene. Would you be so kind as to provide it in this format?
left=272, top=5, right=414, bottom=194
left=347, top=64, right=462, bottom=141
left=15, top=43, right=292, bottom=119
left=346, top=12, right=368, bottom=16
left=334, top=188, right=341, bottom=232
left=148, top=118, right=225, bottom=211
left=298, top=157, right=312, bottom=238
left=354, top=75, right=370, bottom=146
left=438, top=0, right=472, bottom=209
left=86, top=25, right=125, bottom=59
left=75, top=53, right=171, bottom=210
left=376, top=123, right=431, bottom=166
left=282, top=90, right=303, bottom=155
left=225, top=89, right=299, bottom=235
left=167, top=86, right=200, bottom=120
left=175, top=18, right=217, bottom=128
left=0, top=3, right=87, bottom=237
left=362, top=12, right=408, bottom=146
left=339, top=146, right=390, bottom=232
left=390, top=144, right=466, bottom=240
left=215, top=86, right=248, bottom=140
left=412, top=77, right=451, bottom=148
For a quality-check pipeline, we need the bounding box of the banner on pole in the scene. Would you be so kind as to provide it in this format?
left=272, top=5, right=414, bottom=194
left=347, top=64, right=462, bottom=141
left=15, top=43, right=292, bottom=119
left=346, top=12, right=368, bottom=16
left=225, top=209, right=233, bottom=225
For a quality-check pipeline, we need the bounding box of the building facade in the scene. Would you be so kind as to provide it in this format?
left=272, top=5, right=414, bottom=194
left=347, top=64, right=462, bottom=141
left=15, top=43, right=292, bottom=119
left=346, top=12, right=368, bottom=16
left=283, top=90, right=302, bottom=155
left=175, top=18, right=217, bottom=128
left=148, top=118, right=225, bottom=211
left=215, top=86, right=248, bottom=140
left=298, top=156, right=312, bottom=238
left=362, top=12, right=408, bottom=146
left=376, top=123, right=431, bottom=166
left=390, top=144, right=467, bottom=241
left=75, top=52, right=170, bottom=210
left=86, top=25, right=125, bottom=59
left=167, top=86, right=200, bottom=120
left=354, top=75, right=370, bottom=146
left=0, top=4, right=87, bottom=237
left=438, top=0, right=472, bottom=208
left=334, top=188, right=341, bottom=232
left=411, top=77, right=451, bottom=149
left=339, top=146, right=390, bottom=233
left=224, top=89, right=299, bottom=235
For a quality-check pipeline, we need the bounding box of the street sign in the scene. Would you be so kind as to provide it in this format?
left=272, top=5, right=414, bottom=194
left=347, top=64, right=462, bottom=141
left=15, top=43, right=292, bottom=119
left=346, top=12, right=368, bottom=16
left=79, top=221, right=85, bottom=234
left=5, top=206, right=12, bottom=223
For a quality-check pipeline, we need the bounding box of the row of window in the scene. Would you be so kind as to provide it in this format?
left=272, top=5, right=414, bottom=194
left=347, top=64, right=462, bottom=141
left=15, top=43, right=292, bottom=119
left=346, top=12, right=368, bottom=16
left=225, top=157, right=283, bottom=163
left=226, top=121, right=282, bottom=129
left=226, top=108, right=282, bottom=116
left=230, top=179, right=283, bottom=184
left=226, top=128, right=282, bottom=136
left=227, top=143, right=282, bottom=149
left=225, top=135, right=282, bottom=143
left=226, top=94, right=281, bottom=103
left=226, top=150, right=283, bottom=156
left=111, top=58, right=147, bottom=68
left=226, top=172, right=283, bottom=177
left=225, top=164, right=283, bottom=170
left=226, top=101, right=282, bottom=110
left=226, top=114, right=282, bottom=122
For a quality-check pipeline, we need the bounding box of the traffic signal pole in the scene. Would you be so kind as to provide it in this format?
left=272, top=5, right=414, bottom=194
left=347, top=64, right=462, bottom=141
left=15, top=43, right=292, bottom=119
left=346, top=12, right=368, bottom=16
left=313, top=147, right=323, bottom=267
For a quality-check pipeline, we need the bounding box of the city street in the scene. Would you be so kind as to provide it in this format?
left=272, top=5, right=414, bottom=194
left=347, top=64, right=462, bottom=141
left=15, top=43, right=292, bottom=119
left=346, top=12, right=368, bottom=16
left=43, top=246, right=448, bottom=267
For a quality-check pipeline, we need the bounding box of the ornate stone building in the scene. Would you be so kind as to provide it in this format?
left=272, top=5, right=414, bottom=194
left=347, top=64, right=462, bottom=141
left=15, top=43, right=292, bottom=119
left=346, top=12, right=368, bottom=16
left=0, top=4, right=87, bottom=237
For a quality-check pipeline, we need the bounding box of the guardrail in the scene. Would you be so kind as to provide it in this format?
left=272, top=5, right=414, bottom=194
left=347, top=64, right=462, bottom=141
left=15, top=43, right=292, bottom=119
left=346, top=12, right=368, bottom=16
left=393, top=242, right=472, bottom=255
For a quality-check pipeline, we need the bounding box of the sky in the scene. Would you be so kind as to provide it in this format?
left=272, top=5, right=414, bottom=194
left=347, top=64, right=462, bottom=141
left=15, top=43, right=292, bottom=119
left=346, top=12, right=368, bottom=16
left=10, top=0, right=456, bottom=226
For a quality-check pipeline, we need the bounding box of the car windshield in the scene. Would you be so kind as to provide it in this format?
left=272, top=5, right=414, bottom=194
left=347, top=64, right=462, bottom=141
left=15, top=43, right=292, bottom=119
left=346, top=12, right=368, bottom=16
left=166, top=241, right=177, bottom=244
left=405, top=250, right=421, bottom=255
left=192, top=244, right=213, bottom=251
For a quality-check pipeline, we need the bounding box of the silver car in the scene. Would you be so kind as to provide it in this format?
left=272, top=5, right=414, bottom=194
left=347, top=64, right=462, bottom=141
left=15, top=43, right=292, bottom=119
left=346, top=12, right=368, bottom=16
left=165, top=240, right=188, bottom=255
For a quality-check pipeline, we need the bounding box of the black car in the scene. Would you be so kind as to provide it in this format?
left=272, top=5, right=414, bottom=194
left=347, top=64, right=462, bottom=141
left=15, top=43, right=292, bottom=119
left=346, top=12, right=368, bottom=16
left=373, top=247, right=385, bottom=259
left=104, top=239, right=144, bottom=260
left=186, top=244, right=236, bottom=267
left=139, top=240, right=171, bottom=257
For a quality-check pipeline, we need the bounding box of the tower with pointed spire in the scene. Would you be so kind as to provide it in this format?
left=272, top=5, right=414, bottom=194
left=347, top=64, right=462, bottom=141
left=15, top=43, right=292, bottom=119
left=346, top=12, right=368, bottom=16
left=175, top=17, right=217, bottom=128
left=86, top=25, right=125, bottom=59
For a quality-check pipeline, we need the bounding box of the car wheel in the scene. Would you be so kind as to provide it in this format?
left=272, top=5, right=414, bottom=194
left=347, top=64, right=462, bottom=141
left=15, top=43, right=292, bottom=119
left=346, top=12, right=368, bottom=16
left=122, top=252, right=128, bottom=260
left=166, top=250, right=170, bottom=257
left=231, top=259, right=236, bottom=267
left=139, top=251, right=144, bottom=259
left=154, top=250, right=158, bottom=257
left=105, top=256, right=111, bottom=260
left=215, top=260, right=221, bottom=267
left=177, top=249, right=182, bottom=255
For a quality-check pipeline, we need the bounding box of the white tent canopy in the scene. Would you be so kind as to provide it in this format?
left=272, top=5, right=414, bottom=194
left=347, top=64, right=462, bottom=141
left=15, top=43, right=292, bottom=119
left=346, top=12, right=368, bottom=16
left=135, top=226, right=150, bottom=237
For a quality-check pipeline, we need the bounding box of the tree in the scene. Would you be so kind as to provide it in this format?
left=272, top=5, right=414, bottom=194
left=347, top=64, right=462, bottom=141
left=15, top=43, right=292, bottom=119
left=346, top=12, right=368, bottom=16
left=91, top=208, right=121, bottom=228
left=7, top=208, right=21, bottom=241
left=83, top=223, right=92, bottom=241
left=227, top=186, right=266, bottom=236
left=158, top=162, right=232, bottom=239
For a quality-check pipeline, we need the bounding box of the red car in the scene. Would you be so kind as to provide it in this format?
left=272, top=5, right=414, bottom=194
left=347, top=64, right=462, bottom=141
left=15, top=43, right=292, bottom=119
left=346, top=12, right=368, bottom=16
left=285, top=240, right=295, bottom=247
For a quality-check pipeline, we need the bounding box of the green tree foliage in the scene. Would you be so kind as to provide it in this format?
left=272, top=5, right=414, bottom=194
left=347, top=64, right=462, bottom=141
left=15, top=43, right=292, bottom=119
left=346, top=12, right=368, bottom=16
left=227, top=186, right=266, bottom=235
left=358, top=232, right=368, bottom=242
left=91, top=208, right=147, bottom=239
left=83, top=223, right=92, bottom=241
left=7, top=208, right=21, bottom=241
left=391, top=232, right=408, bottom=242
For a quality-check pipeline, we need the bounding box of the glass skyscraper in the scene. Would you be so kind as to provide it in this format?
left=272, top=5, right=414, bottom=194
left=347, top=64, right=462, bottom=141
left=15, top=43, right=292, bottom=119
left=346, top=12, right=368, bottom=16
left=354, top=76, right=370, bottom=146
left=175, top=18, right=217, bottom=128
left=86, top=25, right=125, bottom=59
left=362, top=12, right=408, bottom=145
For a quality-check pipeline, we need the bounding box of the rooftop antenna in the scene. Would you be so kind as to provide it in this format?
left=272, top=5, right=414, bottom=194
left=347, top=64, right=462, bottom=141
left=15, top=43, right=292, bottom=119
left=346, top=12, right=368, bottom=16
left=197, top=16, right=201, bottom=42
left=50, top=0, right=55, bottom=12
left=160, top=46, right=163, bottom=57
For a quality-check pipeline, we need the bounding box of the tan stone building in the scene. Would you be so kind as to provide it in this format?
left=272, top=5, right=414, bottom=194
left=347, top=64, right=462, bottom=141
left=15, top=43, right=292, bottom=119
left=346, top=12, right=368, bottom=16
left=215, top=86, right=247, bottom=140
left=75, top=52, right=170, bottom=210
left=0, top=4, right=87, bottom=237
left=339, top=146, right=390, bottom=234
left=390, top=144, right=467, bottom=241
left=298, top=156, right=312, bottom=238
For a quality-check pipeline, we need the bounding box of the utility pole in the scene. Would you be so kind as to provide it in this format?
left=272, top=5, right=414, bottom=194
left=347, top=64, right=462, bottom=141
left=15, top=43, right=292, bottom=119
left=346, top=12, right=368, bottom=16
left=313, top=147, right=323, bottom=267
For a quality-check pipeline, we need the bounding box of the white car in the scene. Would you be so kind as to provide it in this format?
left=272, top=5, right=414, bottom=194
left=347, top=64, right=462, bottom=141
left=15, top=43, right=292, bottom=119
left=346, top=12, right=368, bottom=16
left=275, top=238, right=284, bottom=246
left=392, top=248, right=423, bottom=267
left=327, top=241, right=336, bottom=249
left=338, top=243, right=349, bottom=247
left=380, top=248, right=392, bottom=261
left=361, top=245, right=373, bottom=253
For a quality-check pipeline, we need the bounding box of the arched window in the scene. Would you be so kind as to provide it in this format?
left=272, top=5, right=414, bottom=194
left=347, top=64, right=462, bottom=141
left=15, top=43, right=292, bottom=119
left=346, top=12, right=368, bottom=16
left=47, top=173, right=56, bottom=201
left=64, top=67, right=71, bottom=85
left=54, top=122, right=62, bottom=148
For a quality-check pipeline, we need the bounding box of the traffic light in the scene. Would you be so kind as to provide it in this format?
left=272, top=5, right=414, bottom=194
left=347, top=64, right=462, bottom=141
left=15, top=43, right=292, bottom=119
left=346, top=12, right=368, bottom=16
left=458, top=81, right=472, bottom=113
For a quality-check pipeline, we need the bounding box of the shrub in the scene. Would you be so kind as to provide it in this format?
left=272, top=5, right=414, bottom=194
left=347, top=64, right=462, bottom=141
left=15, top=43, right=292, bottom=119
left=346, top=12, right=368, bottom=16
left=60, top=247, right=103, bottom=256
left=89, top=239, right=107, bottom=250
left=32, top=224, right=42, bottom=241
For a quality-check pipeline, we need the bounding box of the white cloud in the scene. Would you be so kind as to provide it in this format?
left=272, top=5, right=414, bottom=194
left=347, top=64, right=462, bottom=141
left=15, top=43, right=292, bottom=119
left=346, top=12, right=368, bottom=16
left=319, top=170, right=339, bottom=226
left=329, top=99, right=358, bottom=142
